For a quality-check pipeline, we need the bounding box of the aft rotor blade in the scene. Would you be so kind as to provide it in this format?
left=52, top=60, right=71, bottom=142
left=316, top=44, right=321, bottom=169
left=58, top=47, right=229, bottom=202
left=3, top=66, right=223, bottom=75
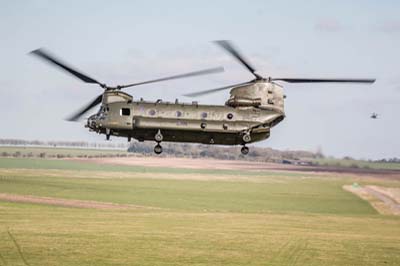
left=215, top=40, right=262, bottom=79
left=184, top=81, right=252, bottom=97
left=30, top=48, right=103, bottom=86
left=272, top=78, right=376, bottom=83
left=66, top=94, right=103, bottom=121
left=118, top=67, right=224, bottom=89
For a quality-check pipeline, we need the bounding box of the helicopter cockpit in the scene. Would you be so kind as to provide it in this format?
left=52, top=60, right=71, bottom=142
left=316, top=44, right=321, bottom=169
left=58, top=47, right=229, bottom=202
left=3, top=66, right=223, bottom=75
left=102, top=90, right=133, bottom=104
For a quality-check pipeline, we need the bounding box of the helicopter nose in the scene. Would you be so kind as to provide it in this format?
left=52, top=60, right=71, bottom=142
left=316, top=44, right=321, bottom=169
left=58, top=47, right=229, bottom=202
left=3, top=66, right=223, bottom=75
left=86, top=115, right=98, bottom=129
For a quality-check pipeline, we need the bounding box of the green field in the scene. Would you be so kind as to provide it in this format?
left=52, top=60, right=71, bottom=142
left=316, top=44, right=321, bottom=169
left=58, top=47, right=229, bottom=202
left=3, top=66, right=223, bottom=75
left=0, top=157, right=400, bottom=265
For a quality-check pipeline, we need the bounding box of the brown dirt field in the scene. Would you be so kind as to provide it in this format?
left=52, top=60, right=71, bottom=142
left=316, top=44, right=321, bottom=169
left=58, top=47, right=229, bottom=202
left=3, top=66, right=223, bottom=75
left=286, top=165, right=400, bottom=180
left=72, top=157, right=281, bottom=171
left=0, top=193, right=160, bottom=210
left=343, top=185, right=400, bottom=215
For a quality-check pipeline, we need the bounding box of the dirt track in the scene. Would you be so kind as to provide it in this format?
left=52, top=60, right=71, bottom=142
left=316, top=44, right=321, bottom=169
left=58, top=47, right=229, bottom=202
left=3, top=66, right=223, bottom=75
left=343, top=185, right=400, bottom=215
left=0, top=193, right=159, bottom=210
left=74, top=157, right=280, bottom=171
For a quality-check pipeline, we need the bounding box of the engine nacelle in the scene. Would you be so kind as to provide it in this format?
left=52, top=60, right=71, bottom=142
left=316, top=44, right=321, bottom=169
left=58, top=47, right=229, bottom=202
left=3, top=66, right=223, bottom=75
left=226, top=81, right=284, bottom=113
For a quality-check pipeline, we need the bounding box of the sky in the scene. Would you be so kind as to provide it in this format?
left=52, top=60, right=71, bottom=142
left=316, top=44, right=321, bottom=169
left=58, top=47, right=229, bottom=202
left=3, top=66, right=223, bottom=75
left=0, top=0, right=399, bottom=159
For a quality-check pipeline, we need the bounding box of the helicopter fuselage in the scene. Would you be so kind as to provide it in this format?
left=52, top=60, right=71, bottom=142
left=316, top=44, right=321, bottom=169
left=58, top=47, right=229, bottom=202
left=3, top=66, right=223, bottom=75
left=87, top=82, right=285, bottom=146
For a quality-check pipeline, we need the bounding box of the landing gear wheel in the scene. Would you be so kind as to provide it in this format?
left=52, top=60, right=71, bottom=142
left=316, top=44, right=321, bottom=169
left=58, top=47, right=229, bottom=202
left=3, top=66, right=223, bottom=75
left=155, top=130, right=163, bottom=142
left=241, top=146, right=249, bottom=155
left=242, top=133, right=251, bottom=143
left=154, top=144, right=163, bottom=155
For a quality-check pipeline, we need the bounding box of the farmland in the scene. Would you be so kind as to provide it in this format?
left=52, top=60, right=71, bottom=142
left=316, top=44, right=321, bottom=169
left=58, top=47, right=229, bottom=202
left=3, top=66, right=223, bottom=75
left=0, top=155, right=400, bottom=265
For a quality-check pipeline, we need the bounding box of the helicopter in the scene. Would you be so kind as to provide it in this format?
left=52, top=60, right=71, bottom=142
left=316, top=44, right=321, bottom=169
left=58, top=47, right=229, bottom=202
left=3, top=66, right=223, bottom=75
left=30, top=41, right=376, bottom=155
left=371, top=113, right=379, bottom=119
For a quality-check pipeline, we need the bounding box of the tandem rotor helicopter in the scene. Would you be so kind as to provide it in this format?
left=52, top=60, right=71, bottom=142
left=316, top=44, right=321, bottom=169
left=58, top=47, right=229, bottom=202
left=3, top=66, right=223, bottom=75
left=30, top=41, right=375, bottom=155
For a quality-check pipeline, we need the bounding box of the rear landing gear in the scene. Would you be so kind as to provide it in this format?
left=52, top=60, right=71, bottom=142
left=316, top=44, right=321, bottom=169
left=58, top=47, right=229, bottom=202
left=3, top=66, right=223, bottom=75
left=242, top=132, right=251, bottom=143
left=241, top=146, right=249, bottom=155
left=154, top=144, right=163, bottom=155
left=155, top=129, right=163, bottom=142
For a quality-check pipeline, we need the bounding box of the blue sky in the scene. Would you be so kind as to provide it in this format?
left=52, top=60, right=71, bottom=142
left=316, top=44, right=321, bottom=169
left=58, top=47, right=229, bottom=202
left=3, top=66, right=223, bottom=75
left=1, top=0, right=399, bottom=159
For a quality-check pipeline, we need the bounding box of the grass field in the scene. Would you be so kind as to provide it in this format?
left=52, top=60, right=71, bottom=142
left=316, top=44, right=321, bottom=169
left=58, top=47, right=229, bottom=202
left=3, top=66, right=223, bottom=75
left=0, top=157, right=400, bottom=265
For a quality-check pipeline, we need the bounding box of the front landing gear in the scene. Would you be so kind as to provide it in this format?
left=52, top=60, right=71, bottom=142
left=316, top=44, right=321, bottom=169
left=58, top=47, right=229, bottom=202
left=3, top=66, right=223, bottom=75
left=154, top=129, right=163, bottom=155
left=154, top=144, right=163, bottom=155
left=106, top=128, right=111, bottom=141
left=241, top=146, right=249, bottom=155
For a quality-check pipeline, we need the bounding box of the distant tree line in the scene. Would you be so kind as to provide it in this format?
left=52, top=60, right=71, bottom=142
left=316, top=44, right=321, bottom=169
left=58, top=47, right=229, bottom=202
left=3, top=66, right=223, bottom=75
left=2, top=138, right=399, bottom=164
left=0, top=151, right=132, bottom=159
left=341, top=156, right=400, bottom=164
left=372, top=158, right=400, bottom=163
left=0, top=139, right=127, bottom=149
left=127, top=141, right=323, bottom=162
left=0, top=138, right=323, bottom=162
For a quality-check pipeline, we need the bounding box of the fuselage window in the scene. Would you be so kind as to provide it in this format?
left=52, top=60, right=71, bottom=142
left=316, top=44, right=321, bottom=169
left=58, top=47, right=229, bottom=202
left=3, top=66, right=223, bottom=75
left=120, top=108, right=130, bottom=116
left=227, top=113, right=233, bottom=120
left=201, top=112, right=208, bottom=119
left=149, top=109, right=156, bottom=116
left=176, top=111, right=182, bottom=117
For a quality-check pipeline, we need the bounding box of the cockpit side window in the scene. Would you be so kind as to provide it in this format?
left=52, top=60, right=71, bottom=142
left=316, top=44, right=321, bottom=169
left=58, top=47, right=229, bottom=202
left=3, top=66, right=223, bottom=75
left=120, top=108, right=131, bottom=116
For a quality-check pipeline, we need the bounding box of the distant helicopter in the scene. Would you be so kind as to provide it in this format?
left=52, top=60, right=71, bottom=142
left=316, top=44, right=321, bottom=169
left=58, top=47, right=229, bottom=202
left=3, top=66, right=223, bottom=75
left=371, top=113, right=379, bottom=119
left=30, top=41, right=376, bottom=155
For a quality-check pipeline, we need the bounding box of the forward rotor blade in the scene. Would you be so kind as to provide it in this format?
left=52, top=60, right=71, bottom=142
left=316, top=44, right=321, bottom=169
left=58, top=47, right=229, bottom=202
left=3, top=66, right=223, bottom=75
left=66, top=94, right=103, bottom=121
left=272, top=78, right=376, bottom=83
left=118, top=67, right=224, bottom=89
left=30, top=48, right=103, bottom=85
left=215, top=40, right=262, bottom=79
left=184, top=81, right=252, bottom=97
